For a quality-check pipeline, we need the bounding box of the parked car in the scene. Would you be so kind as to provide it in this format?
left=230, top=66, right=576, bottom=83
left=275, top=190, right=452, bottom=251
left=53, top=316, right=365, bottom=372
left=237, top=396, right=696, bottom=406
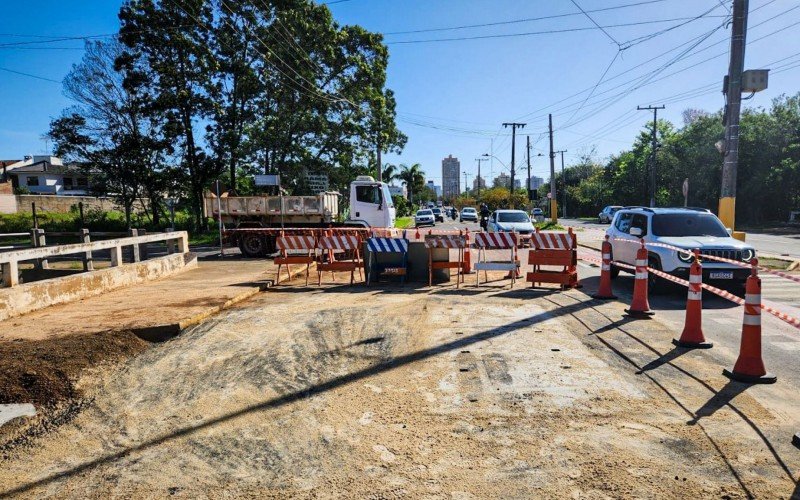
left=598, top=205, right=623, bottom=223
left=606, top=207, right=756, bottom=292
left=414, top=209, right=435, bottom=227
left=460, top=207, right=478, bottom=222
left=432, top=207, right=445, bottom=222
left=487, top=209, right=535, bottom=236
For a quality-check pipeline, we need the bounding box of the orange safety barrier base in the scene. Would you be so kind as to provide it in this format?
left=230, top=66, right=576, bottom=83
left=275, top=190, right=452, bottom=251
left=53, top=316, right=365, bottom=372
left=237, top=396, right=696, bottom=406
left=526, top=249, right=578, bottom=289
left=317, top=261, right=365, bottom=272
left=275, top=256, right=315, bottom=265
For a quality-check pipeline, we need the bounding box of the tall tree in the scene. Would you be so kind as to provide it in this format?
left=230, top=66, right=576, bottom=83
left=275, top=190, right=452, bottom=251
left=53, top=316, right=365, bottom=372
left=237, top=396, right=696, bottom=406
left=48, top=40, right=165, bottom=228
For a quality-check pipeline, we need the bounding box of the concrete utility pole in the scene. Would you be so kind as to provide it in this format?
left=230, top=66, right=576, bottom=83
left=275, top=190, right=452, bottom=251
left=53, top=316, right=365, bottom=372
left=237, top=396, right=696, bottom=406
left=638, top=105, right=665, bottom=207
left=475, top=157, right=488, bottom=199
left=526, top=136, right=532, bottom=202
left=463, top=171, right=470, bottom=195
left=555, top=150, right=568, bottom=218
left=548, top=114, right=557, bottom=223
left=720, top=0, right=749, bottom=231
left=503, top=122, right=526, bottom=208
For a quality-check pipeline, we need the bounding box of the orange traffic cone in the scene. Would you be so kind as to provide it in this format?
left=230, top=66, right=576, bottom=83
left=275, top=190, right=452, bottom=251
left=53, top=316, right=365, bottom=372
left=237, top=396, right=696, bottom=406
left=415, top=227, right=420, bottom=240
left=723, top=259, right=776, bottom=383
left=592, top=236, right=617, bottom=300
left=624, top=239, right=654, bottom=318
left=673, top=250, right=712, bottom=348
left=462, top=228, right=474, bottom=274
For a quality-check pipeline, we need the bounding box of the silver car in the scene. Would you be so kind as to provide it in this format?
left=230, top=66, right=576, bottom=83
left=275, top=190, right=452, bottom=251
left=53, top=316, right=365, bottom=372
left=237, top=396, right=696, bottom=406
left=414, top=209, right=435, bottom=227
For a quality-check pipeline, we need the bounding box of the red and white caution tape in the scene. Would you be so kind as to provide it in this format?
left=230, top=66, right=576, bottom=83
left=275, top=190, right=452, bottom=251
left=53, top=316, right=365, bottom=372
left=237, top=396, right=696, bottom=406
left=577, top=248, right=800, bottom=330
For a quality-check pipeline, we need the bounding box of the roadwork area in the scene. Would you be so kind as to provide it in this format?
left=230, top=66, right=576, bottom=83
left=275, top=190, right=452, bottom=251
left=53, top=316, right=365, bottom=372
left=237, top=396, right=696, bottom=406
left=2, top=269, right=799, bottom=498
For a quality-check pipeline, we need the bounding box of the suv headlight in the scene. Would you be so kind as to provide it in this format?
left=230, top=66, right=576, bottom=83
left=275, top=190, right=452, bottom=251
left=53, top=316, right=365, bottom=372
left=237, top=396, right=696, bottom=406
left=741, top=248, right=755, bottom=262
left=677, top=249, right=694, bottom=263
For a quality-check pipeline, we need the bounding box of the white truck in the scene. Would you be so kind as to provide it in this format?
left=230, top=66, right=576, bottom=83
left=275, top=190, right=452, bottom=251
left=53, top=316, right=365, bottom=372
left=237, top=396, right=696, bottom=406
left=205, top=176, right=396, bottom=257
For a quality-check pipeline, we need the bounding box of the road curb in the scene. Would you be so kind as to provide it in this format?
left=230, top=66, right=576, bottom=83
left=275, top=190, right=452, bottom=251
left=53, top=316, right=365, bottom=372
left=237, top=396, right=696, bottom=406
left=132, top=262, right=310, bottom=342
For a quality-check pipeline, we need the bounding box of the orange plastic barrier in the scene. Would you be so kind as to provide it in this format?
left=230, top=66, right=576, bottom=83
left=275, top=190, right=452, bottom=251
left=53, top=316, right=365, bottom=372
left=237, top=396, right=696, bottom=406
left=526, top=228, right=578, bottom=289
left=317, top=234, right=364, bottom=285
left=275, top=234, right=317, bottom=285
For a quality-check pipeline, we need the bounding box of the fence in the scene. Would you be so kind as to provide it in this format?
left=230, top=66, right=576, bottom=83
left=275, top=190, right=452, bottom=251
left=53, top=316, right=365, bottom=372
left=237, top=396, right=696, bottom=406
left=0, top=231, right=188, bottom=287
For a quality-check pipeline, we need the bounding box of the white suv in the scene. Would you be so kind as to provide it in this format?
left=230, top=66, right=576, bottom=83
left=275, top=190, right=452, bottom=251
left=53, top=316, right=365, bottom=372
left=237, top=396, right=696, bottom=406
left=606, top=207, right=756, bottom=291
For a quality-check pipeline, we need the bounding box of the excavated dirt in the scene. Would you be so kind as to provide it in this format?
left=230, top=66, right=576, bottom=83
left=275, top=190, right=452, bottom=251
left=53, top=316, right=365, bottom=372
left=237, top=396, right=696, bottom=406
left=0, top=330, right=149, bottom=405
left=0, top=275, right=798, bottom=498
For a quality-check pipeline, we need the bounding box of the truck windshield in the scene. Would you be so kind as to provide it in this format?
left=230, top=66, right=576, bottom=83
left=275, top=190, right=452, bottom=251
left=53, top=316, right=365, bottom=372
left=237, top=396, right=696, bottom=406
left=498, top=212, right=530, bottom=223
left=651, top=213, right=728, bottom=237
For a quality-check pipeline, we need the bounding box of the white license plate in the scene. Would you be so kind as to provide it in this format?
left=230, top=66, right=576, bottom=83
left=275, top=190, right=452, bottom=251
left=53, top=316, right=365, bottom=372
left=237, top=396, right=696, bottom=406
left=709, top=271, right=734, bottom=280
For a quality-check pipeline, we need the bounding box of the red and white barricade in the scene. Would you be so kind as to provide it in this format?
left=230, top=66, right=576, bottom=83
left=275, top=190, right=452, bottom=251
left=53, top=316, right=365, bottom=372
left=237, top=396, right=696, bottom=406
left=526, top=228, right=579, bottom=289
left=473, top=232, right=519, bottom=287
left=275, top=234, right=317, bottom=285
left=317, top=234, right=364, bottom=285
left=424, top=234, right=466, bottom=288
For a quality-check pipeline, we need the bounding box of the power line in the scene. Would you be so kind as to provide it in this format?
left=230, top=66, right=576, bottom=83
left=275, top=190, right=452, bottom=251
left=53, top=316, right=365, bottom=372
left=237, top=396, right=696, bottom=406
left=0, top=66, right=61, bottom=83
left=571, top=0, right=621, bottom=48
left=385, top=17, right=725, bottom=45
left=382, top=0, right=666, bottom=35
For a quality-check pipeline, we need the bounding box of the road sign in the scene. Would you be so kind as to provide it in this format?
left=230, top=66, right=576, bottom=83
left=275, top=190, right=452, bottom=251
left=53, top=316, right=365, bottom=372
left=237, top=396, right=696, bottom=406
left=254, top=174, right=280, bottom=186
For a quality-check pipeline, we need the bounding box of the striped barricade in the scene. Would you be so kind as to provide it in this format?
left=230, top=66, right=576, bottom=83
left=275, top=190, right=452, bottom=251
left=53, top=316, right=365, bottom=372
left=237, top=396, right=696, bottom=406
left=317, top=234, right=364, bottom=285
left=366, top=237, right=409, bottom=285
left=424, top=235, right=466, bottom=288
left=473, top=232, right=519, bottom=287
left=275, top=234, right=317, bottom=285
left=526, top=228, right=579, bottom=289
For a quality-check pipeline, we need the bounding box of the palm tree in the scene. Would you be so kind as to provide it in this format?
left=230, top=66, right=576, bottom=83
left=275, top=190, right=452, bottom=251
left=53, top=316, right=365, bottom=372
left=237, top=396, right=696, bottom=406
left=398, top=163, right=424, bottom=202
left=382, top=163, right=400, bottom=184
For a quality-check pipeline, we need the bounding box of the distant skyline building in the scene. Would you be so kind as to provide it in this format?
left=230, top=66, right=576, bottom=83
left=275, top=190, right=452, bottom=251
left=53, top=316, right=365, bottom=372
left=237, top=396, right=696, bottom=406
left=388, top=184, right=407, bottom=199
left=426, top=180, right=442, bottom=199
left=513, top=179, right=521, bottom=190
left=493, top=172, right=510, bottom=188
left=472, top=175, right=486, bottom=191
left=441, top=155, right=460, bottom=199
left=528, top=176, right=544, bottom=190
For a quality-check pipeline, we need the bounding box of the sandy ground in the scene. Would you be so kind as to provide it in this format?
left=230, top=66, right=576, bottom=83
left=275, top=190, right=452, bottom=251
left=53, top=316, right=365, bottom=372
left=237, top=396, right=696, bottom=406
left=1, top=270, right=799, bottom=498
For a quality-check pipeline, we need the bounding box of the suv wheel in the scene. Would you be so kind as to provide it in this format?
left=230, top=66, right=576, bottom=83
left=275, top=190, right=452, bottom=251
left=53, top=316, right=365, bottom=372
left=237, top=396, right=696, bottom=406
left=647, top=256, right=668, bottom=294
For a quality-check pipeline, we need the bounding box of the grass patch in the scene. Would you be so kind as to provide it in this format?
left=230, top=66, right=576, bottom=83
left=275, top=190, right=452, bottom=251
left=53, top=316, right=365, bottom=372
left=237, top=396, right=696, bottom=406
left=395, top=217, right=413, bottom=229
left=534, top=221, right=565, bottom=231
left=189, top=232, right=221, bottom=246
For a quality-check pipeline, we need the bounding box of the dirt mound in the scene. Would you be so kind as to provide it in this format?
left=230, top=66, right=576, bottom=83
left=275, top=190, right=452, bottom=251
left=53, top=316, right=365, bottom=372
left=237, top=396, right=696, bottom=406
left=0, top=330, right=149, bottom=406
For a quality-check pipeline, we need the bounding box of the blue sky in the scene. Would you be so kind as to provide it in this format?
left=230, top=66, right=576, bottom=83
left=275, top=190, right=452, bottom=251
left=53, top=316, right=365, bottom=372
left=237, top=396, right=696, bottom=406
left=1, top=0, right=799, bottom=187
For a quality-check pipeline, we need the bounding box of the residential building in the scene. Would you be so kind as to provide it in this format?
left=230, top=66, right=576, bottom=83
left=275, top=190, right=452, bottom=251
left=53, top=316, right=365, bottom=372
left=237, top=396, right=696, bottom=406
left=4, top=156, right=92, bottom=195
left=493, top=172, right=510, bottom=188
left=472, top=175, right=486, bottom=191
left=441, top=155, right=460, bottom=199
left=513, top=179, right=522, bottom=190
left=388, top=184, right=407, bottom=199
left=528, top=176, right=544, bottom=190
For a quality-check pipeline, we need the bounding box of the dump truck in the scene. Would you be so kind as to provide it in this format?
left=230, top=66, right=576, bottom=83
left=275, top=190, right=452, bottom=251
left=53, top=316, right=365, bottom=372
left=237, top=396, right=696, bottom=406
left=205, top=176, right=396, bottom=257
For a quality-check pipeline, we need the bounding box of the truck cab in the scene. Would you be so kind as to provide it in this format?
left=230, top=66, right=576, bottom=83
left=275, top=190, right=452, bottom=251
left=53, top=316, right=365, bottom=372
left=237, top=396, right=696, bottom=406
left=348, top=176, right=395, bottom=228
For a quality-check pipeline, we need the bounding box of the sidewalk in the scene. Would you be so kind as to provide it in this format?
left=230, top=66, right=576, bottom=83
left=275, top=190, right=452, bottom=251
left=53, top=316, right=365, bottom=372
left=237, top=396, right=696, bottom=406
left=0, top=258, right=282, bottom=342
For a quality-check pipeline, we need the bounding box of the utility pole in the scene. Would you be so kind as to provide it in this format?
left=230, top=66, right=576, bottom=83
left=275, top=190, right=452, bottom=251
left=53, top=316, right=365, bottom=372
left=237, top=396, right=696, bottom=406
left=503, top=122, right=526, bottom=207
left=463, top=171, right=470, bottom=195
left=548, top=114, right=557, bottom=223
left=526, top=136, right=532, bottom=202
left=554, top=150, right=567, bottom=218
left=475, top=157, right=488, bottom=199
left=720, top=0, right=749, bottom=231
left=638, top=105, right=665, bottom=207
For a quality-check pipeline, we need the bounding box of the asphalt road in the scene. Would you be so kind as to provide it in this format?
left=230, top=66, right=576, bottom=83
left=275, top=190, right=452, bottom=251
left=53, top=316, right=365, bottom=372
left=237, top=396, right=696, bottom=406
left=560, top=217, right=800, bottom=260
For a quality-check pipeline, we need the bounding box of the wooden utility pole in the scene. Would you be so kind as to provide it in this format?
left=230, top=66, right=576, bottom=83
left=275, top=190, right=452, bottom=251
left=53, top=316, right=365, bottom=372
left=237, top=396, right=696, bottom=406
left=554, top=150, right=568, bottom=218
left=719, top=0, right=749, bottom=230
left=526, top=135, right=532, bottom=202
left=638, top=105, right=665, bottom=207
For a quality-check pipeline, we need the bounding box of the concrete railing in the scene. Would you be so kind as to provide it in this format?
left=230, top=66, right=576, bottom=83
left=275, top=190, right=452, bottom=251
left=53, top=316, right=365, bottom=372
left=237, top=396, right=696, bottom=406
left=0, top=231, right=188, bottom=287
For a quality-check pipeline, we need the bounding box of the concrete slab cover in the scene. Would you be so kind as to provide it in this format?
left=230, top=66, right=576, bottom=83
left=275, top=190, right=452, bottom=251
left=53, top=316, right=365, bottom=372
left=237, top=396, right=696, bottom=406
left=0, top=404, right=36, bottom=428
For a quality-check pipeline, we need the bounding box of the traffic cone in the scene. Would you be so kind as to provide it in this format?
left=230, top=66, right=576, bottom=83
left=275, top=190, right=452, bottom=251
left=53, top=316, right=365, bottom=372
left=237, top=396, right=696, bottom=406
left=462, top=228, right=474, bottom=274
left=592, top=236, right=617, bottom=299
left=723, top=259, right=777, bottom=383
left=415, top=227, right=420, bottom=240
left=624, top=239, right=654, bottom=318
left=672, top=250, right=712, bottom=348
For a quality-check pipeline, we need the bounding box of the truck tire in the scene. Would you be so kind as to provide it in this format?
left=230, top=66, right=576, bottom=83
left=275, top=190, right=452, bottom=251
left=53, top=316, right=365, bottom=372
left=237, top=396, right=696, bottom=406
left=240, top=234, right=267, bottom=258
